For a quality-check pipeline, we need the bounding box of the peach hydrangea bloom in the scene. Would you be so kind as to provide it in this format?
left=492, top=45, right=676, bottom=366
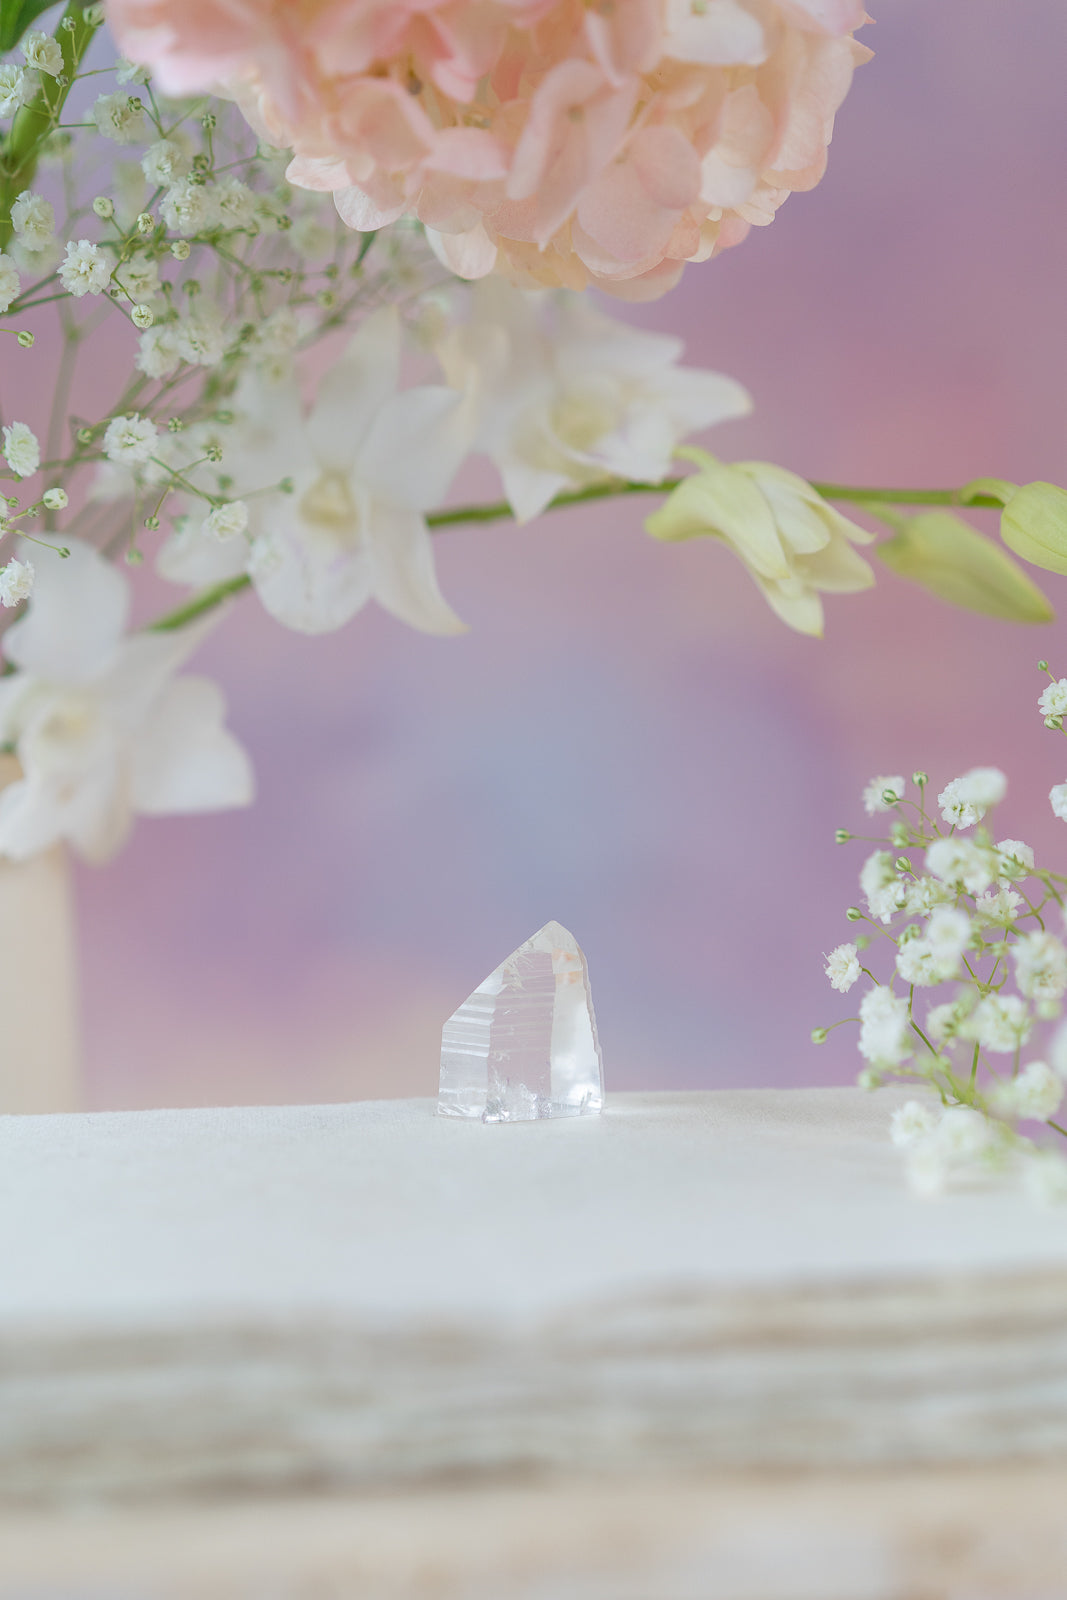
left=108, top=0, right=872, bottom=299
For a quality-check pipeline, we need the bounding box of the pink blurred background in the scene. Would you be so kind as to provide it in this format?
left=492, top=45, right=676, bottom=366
left=59, top=0, right=1067, bottom=1107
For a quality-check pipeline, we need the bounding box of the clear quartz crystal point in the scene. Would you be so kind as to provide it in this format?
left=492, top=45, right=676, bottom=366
left=438, top=920, right=604, bottom=1122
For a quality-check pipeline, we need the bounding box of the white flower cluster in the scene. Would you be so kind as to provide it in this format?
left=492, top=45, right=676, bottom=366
left=0, top=540, right=252, bottom=862
left=0, top=28, right=759, bottom=865
left=817, top=698, right=1067, bottom=1201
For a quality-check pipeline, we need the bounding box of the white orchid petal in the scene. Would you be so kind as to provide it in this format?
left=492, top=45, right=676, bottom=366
left=4, top=538, right=128, bottom=684
left=798, top=538, right=875, bottom=593
left=130, top=676, right=254, bottom=815
left=755, top=574, right=826, bottom=637
left=656, top=368, right=754, bottom=432
left=249, top=513, right=374, bottom=635
left=435, top=280, right=751, bottom=520
left=98, top=620, right=218, bottom=734
left=310, top=307, right=402, bottom=472
left=357, top=385, right=472, bottom=512
left=0, top=744, right=129, bottom=864
left=369, top=507, right=467, bottom=636
left=230, top=370, right=312, bottom=481
left=0, top=674, right=30, bottom=742
left=0, top=775, right=67, bottom=861
left=157, top=520, right=250, bottom=587
left=500, top=458, right=572, bottom=524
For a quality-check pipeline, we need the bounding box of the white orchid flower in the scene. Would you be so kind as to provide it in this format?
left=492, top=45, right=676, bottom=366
left=159, top=307, right=472, bottom=636
left=646, top=448, right=875, bottom=636
left=0, top=539, right=253, bottom=863
left=436, top=278, right=752, bottom=523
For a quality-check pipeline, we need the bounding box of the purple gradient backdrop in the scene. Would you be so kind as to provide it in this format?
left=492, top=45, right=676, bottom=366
left=69, top=0, right=1067, bottom=1108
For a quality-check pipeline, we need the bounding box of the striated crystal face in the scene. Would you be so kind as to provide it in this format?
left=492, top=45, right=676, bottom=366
left=438, top=920, right=604, bottom=1122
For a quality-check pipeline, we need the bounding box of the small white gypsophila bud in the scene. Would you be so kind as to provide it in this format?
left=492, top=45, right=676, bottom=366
left=1038, top=679, right=1067, bottom=719
left=115, top=256, right=160, bottom=301
left=889, top=1099, right=937, bottom=1149
left=926, top=906, right=972, bottom=962
left=0, top=252, right=20, bottom=313
left=0, top=556, right=34, bottom=607
left=10, top=190, right=55, bottom=251
left=214, top=177, right=256, bottom=229
left=174, top=308, right=227, bottom=367
left=136, top=211, right=154, bottom=235
left=131, top=303, right=154, bottom=329
left=92, top=195, right=114, bottom=219
left=862, top=774, right=904, bottom=816
left=994, top=1061, right=1063, bottom=1123
left=161, top=180, right=213, bottom=236
left=135, top=324, right=181, bottom=379
left=290, top=215, right=334, bottom=263
left=92, top=90, right=147, bottom=144
left=925, top=836, right=994, bottom=895
left=823, top=943, right=860, bottom=994
left=202, top=500, right=250, bottom=542
left=857, top=985, right=912, bottom=1067
left=42, top=486, right=68, bottom=509
left=255, top=305, right=301, bottom=356
left=0, top=63, right=31, bottom=118
left=142, top=138, right=192, bottom=187
left=938, top=767, right=1007, bottom=829
left=2, top=420, right=39, bottom=478
left=995, top=838, right=1035, bottom=880
left=1013, top=930, right=1067, bottom=1002
left=58, top=239, right=112, bottom=298
left=103, top=412, right=158, bottom=466
left=935, top=1104, right=992, bottom=1163
left=170, top=238, right=191, bottom=260
left=973, top=886, right=1023, bottom=927
left=22, top=30, right=63, bottom=76
left=965, top=993, right=1031, bottom=1055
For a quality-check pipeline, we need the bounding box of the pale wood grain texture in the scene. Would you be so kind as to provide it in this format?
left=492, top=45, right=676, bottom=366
left=1, top=1470, right=1066, bottom=1598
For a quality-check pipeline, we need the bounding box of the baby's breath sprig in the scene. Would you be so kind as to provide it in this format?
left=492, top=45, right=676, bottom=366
left=814, top=665, right=1067, bottom=1203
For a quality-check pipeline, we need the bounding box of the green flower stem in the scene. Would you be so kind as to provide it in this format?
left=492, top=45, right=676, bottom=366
left=0, top=3, right=101, bottom=248
left=143, top=475, right=1011, bottom=633
left=812, top=483, right=1005, bottom=509
left=423, top=478, right=1010, bottom=528
left=148, top=574, right=252, bottom=632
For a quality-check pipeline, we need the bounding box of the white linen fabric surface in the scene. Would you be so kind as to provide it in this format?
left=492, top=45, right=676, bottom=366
left=2, top=1088, right=1066, bottom=1503
left=3, top=1087, right=1067, bottom=1324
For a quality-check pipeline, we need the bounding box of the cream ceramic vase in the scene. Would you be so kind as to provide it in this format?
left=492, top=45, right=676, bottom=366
left=0, top=756, right=81, bottom=1112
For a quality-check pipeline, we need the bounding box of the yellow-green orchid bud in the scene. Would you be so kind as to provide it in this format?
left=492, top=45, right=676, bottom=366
left=1000, top=482, right=1067, bottom=576
left=646, top=450, right=874, bottom=637
left=876, top=510, right=1053, bottom=623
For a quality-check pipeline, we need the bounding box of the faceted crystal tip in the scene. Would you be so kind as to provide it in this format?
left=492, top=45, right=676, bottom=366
left=438, top=921, right=604, bottom=1123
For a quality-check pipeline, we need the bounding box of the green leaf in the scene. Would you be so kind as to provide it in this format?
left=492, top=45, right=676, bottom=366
left=877, top=510, right=1054, bottom=623
left=0, top=0, right=62, bottom=53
